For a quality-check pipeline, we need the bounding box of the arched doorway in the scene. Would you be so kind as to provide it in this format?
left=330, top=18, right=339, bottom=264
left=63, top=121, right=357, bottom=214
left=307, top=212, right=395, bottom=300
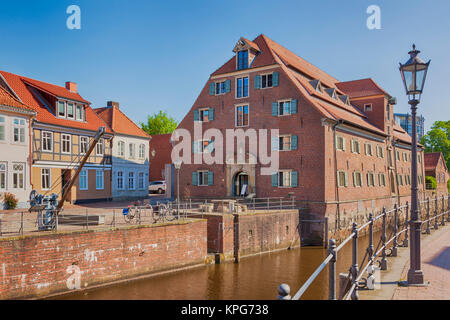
left=233, top=172, right=249, bottom=196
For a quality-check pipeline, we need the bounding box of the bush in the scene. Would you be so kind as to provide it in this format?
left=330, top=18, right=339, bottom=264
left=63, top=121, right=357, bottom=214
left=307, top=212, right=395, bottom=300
left=3, top=192, right=18, bottom=210
left=447, top=179, right=450, bottom=192
left=425, top=176, right=437, bottom=190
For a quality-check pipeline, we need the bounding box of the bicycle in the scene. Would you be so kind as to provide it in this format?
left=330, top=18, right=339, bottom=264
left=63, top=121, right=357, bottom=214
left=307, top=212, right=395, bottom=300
left=152, top=203, right=177, bottom=223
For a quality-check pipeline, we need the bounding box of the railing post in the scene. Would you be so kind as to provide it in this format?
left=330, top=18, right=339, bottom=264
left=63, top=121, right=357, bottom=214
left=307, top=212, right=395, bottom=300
left=441, top=195, right=445, bottom=226
left=280, top=198, right=282, bottom=210
left=447, top=194, right=450, bottom=222
left=328, top=238, right=337, bottom=300
left=403, top=202, right=409, bottom=247
left=367, top=213, right=374, bottom=262
left=392, top=205, right=398, bottom=257
left=380, top=208, right=387, bottom=270
left=351, top=222, right=359, bottom=300
left=113, top=209, right=116, bottom=227
left=20, top=211, right=24, bottom=235
left=86, top=208, right=89, bottom=230
left=267, top=198, right=269, bottom=210
left=434, top=196, right=439, bottom=230
left=55, top=211, right=58, bottom=232
left=426, top=197, right=431, bottom=234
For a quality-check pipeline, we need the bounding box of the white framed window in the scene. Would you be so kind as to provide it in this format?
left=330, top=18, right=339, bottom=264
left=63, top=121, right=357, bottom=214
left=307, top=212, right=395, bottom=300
left=261, top=73, right=273, bottom=88
left=367, top=172, right=375, bottom=187
left=0, top=116, right=5, bottom=141
left=278, top=100, right=291, bottom=116
left=13, top=118, right=25, bottom=143
left=0, top=162, right=7, bottom=190
left=273, top=170, right=298, bottom=188
left=235, top=104, right=249, bottom=127
left=236, top=76, right=249, bottom=98
left=378, top=173, right=386, bottom=187
left=138, top=172, right=145, bottom=190
left=365, top=143, right=373, bottom=156
left=117, top=141, right=125, bottom=157
left=364, top=104, right=372, bottom=112
left=12, top=163, right=24, bottom=189
left=214, top=81, right=227, bottom=95
left=67, top=103, right=74, bottom=119
left=95, top=170, right=104, bottom=190
left=96, top=138, right=104, bottom=156
left=117, top=171, right=124, bottom=190
left=353, top=171, right=363, bottom=187
left=129, top=143, right=135, bottom=159
left=376, top=145, right=384, bottom=158
left=337, top=171, right=348, bottom=188
left=199, top=108, right=210, bottom=122
left=58, top=101, right=66, bottom=117
left=41, top=131, right=53, bottom=152
left=351, top=140, right=361, bottom=154
left=41, top=168, right=51, bottom=190
left=76, top=105, right=84, bottom=121
left=139, top=144, right=145, bottom=159
left=128, top=172, right=135, bottom=190
left=80, top=136, right=89, bottom=154
left=336, top=136, right=346, bottom=151
left=61, top=134, right=71, bottom=154
left=279, top=170, right=291, bottom=187
left=279, top=135, right=291, bottom=151
left=79, top=170, right=88, bottom=190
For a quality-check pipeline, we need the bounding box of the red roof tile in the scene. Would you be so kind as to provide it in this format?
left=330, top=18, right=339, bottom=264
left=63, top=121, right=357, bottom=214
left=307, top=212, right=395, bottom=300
left=0, top=85, right=34, bottom=113
left=424, top=152, right=443, bottom=171
left=0, top=71, right=112, bottom=133
left=336, top=78, right=390, bottom=99
left=95, top=106, right=150, bottom=139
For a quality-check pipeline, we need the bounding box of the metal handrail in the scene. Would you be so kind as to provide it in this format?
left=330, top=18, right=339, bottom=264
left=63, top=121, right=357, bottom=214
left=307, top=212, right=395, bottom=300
left=280, top=194, right=450, bottom=301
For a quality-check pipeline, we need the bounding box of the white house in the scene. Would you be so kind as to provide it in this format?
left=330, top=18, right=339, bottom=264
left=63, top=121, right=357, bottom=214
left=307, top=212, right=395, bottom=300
left=0, top=85, right=36, bottom=208
left=95, top=101, right=151, bottom=200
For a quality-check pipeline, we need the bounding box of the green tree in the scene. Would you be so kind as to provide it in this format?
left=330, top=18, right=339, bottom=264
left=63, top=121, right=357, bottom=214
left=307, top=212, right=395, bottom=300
left=421, top=120, right=450, bottom=169
left=141, top=110, right=178, bottom=136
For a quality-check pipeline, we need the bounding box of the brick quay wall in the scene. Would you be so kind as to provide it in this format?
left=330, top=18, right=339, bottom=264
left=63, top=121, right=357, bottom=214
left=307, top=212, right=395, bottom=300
left=0, top=219, right=207, bottom=300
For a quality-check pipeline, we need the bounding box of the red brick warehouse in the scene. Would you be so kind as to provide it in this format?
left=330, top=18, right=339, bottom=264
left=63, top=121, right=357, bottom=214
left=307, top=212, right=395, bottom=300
left=172, top=34, right=426, bottom=237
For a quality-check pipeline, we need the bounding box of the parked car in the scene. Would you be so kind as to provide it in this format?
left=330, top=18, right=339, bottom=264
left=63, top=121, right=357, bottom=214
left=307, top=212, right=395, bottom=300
left=149, top=180, right=166, bottom=194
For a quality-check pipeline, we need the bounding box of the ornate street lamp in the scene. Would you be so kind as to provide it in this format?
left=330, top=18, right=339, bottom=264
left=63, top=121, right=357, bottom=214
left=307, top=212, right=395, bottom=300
left=173, top=159, right=182, bottom=220
left=399, top=44, right=430, bottom=285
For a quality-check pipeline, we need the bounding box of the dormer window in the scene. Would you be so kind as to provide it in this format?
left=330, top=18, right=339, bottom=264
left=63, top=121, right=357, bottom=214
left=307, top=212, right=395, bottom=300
left=364, top=104, right=372, bottom=112
left=57, top=99, right=85, bottom=121
left=309, top=80, right=323, bottom=93
left=58, top=101, right=65, bottom=117
left=325, top=88, right=337, bottom=99
left=237, top=50, right=248, bottom=70
left=67, top=103, right=74, bottom=119
left=338, top=95, right=350, bottom=105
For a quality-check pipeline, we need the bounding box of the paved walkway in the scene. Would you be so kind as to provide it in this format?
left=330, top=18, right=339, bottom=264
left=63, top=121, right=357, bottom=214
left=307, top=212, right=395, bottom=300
left=359, top=223, right=450, bottom=300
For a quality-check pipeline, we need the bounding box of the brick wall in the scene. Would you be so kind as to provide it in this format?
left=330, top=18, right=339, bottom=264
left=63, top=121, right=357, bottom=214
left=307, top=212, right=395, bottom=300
left=0, top=220, right=207, bottom=299
left=149, top=134, right=172, bottom=182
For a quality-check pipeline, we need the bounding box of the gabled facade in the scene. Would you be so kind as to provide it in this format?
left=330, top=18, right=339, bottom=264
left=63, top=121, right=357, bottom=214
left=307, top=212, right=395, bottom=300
left=95, top=101, right=150, bottom=200
left=0, top=71, right=114, bottom=204
left=174, top=35, right=426, bottom=235
left=0, top=86, right=35, bottom=208
left=424, top=152, right=448, bottom=196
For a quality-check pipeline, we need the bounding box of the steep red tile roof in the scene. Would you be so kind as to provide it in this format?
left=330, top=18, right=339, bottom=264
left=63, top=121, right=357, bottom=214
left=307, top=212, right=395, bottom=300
left=241, top=37, right=260, bottom=52
left=0, top=85, right=35, bottom=113
left=0, top=71, right=112, bottom=133
left=95, top=106, right=150, bottom=139
left=336, top=78, right=390, bottom=99
left=424, top=152, right=443, bottom=171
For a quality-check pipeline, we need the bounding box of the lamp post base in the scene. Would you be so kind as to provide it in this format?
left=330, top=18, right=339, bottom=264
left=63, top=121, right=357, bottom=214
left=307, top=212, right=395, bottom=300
left=407, top=269, right=425, bottom=285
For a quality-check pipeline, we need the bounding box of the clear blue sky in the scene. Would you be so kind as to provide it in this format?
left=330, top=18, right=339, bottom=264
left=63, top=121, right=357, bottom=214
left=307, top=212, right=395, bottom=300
left=1, top=0, right=449, bottom=131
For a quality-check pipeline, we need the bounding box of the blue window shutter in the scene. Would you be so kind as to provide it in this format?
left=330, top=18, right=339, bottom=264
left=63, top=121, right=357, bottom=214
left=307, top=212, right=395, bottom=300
left=291, top=171, right=298, bottom=187
left=208, top=172, right=214, bottom=185
left=272, top=173, right=278, bottom=187
left=209, top=83, right=215, bottom=95
left=192, top=172, right=198, bottom=186
left=291, top=135, right=298, bottom=150
left=194, top=110, right=199, bottom=121
left=290, top=99, right=298, bottom=114
left=273, top=72, right=279, bottom=87
left=271, top=136, right=279, bottom=151
left=255, top=75, right=261, bottom=89
left=272, top=102, right=278, bottom=116
left=225, top=80, right=231, bottom=93
left=209, top=108, right=214, bottom=121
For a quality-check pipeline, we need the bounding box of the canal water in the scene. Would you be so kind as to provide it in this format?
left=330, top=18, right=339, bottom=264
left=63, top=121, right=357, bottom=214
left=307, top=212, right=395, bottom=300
left=55, top=233, right=378, bottom=300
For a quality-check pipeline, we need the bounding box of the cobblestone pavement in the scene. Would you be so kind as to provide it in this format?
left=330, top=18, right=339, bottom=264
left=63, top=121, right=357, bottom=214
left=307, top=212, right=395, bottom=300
left=392, top=224, right=450, bottom=300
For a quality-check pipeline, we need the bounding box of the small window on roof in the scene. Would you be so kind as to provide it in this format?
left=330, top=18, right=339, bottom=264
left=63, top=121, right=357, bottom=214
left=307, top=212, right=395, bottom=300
left=309, top=79, right=322, bottom=93
left=325, top=88, right=337, bottom=99
left=338, top=95, right=350, bottom=105
left=364, top=104, right=372, bottom=112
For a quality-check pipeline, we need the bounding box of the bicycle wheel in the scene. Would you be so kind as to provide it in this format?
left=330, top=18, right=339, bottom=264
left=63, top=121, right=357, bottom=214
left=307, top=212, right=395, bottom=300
left=152, top=204, right=163, bottom=223
left=164, top=205, right=177, bottom=222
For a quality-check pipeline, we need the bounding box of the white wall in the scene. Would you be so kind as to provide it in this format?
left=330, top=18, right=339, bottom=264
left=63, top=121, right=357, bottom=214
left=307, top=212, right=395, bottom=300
left=111, top=134, right=149, bottom=199
left=0, top=112, right=32, bottom=208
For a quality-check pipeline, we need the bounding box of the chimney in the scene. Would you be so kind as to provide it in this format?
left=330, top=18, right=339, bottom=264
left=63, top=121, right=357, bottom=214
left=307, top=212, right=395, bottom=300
left=107, top=101, right=119, bottom=109
left=65, top=81, right=77, bottom=93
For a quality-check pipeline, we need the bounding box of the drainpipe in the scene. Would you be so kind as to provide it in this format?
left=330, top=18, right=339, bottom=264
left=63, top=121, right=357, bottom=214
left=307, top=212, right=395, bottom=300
left=333, top=119, right=344, bottom=231
left=392, top=139, right=401, bottom=207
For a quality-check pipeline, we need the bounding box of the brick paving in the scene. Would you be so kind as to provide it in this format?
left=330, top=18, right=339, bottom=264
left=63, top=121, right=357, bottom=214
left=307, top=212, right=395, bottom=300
left=392, top=224, right=450, bottom=300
